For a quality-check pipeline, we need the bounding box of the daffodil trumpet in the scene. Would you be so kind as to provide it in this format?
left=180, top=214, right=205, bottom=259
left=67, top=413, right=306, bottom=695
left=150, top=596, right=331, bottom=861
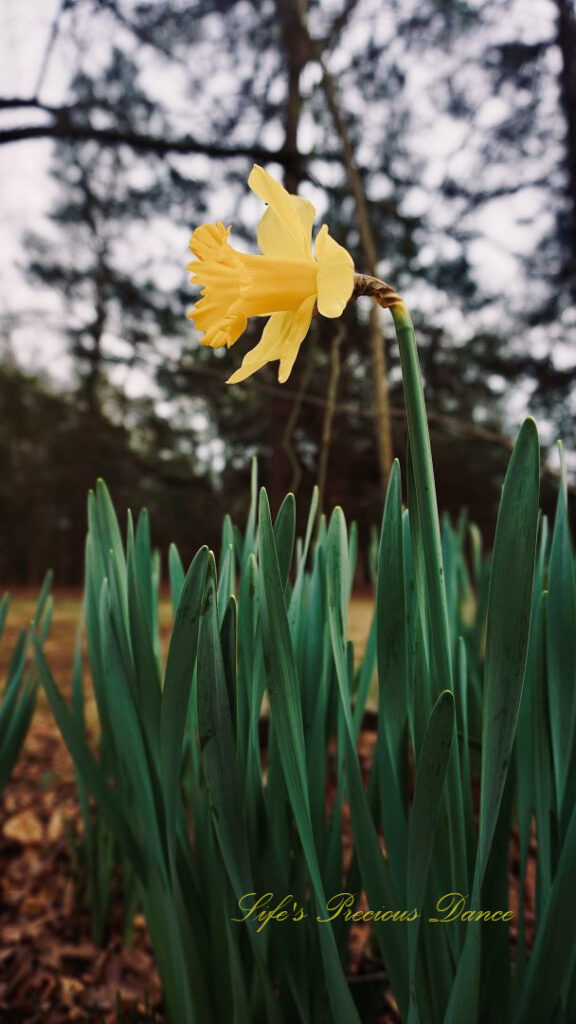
left=187, top=165, right=355, bottom=384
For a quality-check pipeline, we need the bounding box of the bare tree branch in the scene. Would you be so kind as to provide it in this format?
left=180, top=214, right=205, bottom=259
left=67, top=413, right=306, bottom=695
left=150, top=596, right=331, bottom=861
left=326, top=0, right=364, bottom=48
left=0, top=97, right=348, bottom=166
left=33, top=0, right=71, bottom=97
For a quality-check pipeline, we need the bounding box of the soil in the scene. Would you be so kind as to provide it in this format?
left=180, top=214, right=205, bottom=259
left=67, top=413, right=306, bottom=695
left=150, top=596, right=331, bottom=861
left=0, top=591, right=162, bottom=1022
left=0, top=722, right=163, bottom=1022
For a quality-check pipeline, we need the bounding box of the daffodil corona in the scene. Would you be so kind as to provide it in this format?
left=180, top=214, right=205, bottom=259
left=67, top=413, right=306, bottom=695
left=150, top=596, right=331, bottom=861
left=187, top=165, right=355, bottom=383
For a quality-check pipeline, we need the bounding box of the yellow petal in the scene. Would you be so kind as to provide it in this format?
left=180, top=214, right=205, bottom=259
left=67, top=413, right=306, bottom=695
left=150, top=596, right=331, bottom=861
left=199, top=310, right=247, bottom=349
left=314, top=224, right=355, bottom=317
left=278, top=295, right=316, bottom=382
left=249, top=165, right=312, bottom=258
left=257, top=197, right=315, bottom=260
left=188, top=221, right=232, bottom=261
left=227, top=295, right=315, bottom=384
left=226, top=318, right=285, bottom=384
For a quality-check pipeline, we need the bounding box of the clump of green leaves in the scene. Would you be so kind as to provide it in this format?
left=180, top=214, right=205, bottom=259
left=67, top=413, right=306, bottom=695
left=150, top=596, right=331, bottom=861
left=36, top=434, right=576, bottom=1022
left=64, top=629, right=140, bottom=948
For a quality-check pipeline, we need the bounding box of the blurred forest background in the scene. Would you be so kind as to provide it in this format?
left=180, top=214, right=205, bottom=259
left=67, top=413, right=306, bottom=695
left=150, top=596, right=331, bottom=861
left=0, top=0, right=575, bottom=584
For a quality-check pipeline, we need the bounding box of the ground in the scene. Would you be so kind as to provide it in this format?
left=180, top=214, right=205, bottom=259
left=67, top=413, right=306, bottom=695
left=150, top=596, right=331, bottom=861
left=0, top=590, right=376, bottom=1022
left=0, top=591, right=164, bottom=1021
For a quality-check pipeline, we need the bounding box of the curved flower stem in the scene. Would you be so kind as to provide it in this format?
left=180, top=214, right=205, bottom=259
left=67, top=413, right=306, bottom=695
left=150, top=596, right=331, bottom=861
left=351, top=274, right=454, bottom=692
left=391, top=301, right=453, bottom=693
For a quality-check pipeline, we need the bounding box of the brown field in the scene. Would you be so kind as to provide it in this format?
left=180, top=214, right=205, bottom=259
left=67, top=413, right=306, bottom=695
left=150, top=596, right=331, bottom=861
left=1, top=588, right=376, bottom=732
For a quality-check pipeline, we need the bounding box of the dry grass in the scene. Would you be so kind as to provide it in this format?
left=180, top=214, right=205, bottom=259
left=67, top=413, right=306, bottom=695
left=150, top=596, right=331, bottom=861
left=1, top=586, right=376, bottom=734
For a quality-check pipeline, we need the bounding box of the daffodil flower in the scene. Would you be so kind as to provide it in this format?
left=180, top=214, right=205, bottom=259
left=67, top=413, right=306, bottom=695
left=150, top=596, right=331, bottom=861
left=187, top=165, right=355, bottom=383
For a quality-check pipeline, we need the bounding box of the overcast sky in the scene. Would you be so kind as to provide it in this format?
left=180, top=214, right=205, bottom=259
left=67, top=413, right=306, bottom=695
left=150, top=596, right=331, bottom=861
left=1, top=1, right=71, bottom=376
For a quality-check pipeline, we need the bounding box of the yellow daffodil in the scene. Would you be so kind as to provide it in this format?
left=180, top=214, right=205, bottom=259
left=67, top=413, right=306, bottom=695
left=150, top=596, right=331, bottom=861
left=186, top=165, right=355, bottom=383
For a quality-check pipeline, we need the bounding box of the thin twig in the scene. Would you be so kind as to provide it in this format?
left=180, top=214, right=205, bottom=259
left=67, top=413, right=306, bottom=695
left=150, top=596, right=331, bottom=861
left=317, top=324, right=345, bottom=521
left=33, top=0, right=69, bottom=98
left=281, top=334, right=317, bottom=493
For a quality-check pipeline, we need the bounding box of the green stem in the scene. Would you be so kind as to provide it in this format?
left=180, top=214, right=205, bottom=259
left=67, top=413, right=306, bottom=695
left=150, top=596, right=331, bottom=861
left=391, top=302, right=454, bottom=693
